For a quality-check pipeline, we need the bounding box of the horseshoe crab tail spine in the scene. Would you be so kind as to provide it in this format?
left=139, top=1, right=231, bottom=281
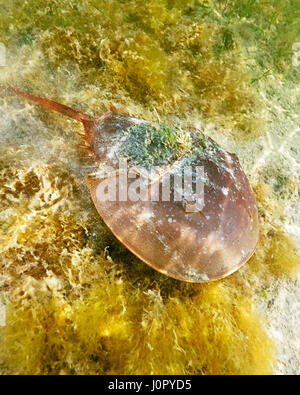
left=10, top=88, right=95, bottom=123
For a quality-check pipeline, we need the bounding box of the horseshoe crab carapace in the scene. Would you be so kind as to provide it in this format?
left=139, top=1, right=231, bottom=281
left=11, top=88, right=259, bottom=282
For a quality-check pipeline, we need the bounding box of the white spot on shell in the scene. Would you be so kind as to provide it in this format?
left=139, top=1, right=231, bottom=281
left=221, top=187, right=229, bottom=196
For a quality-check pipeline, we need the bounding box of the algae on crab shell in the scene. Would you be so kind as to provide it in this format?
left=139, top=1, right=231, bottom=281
left=121, top=121, right=222, bottom=171
left=121, top=122, right=195, bottom=169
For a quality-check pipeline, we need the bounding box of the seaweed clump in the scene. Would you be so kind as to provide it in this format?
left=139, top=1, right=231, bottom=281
left=0, top=158, right=277, bottom=375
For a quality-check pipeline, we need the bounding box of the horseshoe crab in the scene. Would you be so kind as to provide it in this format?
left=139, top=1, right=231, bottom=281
left=11, top=89, right=259, bottom=282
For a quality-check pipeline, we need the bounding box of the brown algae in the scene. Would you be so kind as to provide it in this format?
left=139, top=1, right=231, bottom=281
left=0, top=0, right=299, bottom=374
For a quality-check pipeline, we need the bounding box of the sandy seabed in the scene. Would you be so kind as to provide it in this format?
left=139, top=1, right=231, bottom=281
left=0, top=0, right=299, bottom=375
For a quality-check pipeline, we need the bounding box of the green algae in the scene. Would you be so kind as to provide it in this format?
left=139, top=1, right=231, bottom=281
left=122, top=122, right=192, bottom=168
left=120, top=120, right=223, bottom=173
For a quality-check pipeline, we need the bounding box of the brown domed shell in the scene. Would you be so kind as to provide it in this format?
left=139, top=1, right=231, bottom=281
left=85, top=111, right=259, bottom=282
left=12, top=90, right=259, bottom=282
